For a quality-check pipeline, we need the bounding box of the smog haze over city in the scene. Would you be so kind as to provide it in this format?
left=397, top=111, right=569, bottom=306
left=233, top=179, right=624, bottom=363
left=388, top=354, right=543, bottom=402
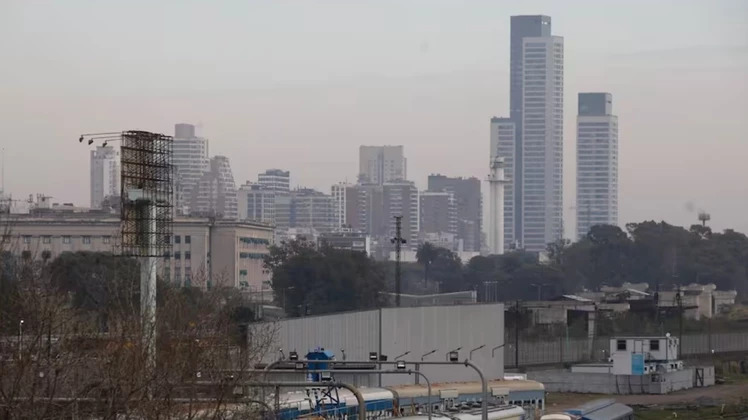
left=1, top=0, right=747, bottom=235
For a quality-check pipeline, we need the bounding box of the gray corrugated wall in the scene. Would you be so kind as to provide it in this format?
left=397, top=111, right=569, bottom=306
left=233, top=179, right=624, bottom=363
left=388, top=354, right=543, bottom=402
left=263, top=304, right=506, bottom=387
left=380, top=304, right=505, bottom=386
left=267, top=309, right=380, bottom=362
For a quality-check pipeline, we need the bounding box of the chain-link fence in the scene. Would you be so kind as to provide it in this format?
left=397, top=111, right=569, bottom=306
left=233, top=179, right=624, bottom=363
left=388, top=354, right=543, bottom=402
left=504, top=331, right=748, bottom=367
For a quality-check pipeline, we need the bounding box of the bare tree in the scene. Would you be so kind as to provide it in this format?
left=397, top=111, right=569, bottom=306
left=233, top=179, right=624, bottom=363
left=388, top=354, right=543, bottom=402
left=0, top=239, right=277, bottom=419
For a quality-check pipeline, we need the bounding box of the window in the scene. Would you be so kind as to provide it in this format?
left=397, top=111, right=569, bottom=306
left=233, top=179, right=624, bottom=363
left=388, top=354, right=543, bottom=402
left=174, top=235, right=181, bottom=244
left=103, top=236, right=111, bottom=244
left=174, top=251, right=181, bottom=260
left=185, top=235, right=191, bottom=244
left=617, top=340, right=627, bottom=351
left=62, top=236, right=71, bottom=244
left=23, top=236, right=31, bottom=244
left=164, top=251, right=170, bottom=260
left=650, top=340, right=660, bottom=351
left=82, top=236, right=91, bottom=244
left=43, top=236, right=51, bottom=244
left=185, top=251, right=191, bottom=260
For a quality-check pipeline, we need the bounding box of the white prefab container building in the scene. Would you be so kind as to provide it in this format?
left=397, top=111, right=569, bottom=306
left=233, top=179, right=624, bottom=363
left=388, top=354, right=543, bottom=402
left=610, top=336, right=679, bottom=362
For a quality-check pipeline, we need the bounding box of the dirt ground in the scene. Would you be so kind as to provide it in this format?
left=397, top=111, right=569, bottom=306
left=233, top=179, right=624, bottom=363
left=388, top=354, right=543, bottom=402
left=545, top=382, right=748, bottom=412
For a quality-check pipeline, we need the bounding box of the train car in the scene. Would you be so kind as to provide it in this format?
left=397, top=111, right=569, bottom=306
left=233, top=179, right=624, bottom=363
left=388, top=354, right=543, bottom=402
left=398, top=405, right=527, bottom=420
left=275, top=378, right=544, bottom=419
left=541, top=399, right=633, bottom=420
left=276, top=386, right=396, bottom=419
left=388, top=379, right=545, bottom=416
left=539, top=415, right=580, bottom=420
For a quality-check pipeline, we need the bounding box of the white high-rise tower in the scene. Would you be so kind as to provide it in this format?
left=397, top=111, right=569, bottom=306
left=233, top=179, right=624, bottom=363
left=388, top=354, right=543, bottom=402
left=493, top=16, right=561, bottom=253
left=520, top=35, right=564, bottom=252
left=173, top=123, right=209, bottom=214
left=576, top=93, right=618, bottom=237
left=487, top=157, right=509, bottom=254
left=90, top=146, right=120, bottom=208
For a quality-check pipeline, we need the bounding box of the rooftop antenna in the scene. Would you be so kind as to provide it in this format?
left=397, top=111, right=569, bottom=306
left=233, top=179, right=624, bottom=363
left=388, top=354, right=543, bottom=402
left=698, top=211, right=711, bottom=227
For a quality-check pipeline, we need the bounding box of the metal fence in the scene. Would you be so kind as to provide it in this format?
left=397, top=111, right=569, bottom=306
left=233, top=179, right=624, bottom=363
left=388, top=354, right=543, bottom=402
left=505, top=332, right=748, bottom=367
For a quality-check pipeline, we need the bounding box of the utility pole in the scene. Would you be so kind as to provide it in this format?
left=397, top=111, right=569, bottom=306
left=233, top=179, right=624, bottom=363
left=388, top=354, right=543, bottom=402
left=391, top=216, right=406, bottom=307
left=515, top=300, right=520, bottom=368
left=672, top=247, right=683, bottom=347
left=676, top=285, right=683, bottom=350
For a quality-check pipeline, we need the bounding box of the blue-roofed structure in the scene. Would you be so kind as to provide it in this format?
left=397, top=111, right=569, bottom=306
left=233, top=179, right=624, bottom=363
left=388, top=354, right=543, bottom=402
left=305, top=348, right=335, bottom=382
left=565, top=399, right=633, bottom=420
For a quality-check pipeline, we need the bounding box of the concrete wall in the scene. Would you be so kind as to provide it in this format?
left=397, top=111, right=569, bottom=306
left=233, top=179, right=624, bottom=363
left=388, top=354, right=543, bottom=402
left=504, top=332, right=748, bottom=367
left=528, top=366, right=714, bottom=395
left=265, top=304, right=505, bottom=387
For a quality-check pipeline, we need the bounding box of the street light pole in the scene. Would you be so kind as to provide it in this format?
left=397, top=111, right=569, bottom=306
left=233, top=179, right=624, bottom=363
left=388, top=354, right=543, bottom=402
left=391, top=216, right=406, bottom=307
left=18, top=319, right=24, bottom=361
left=491, top=343, right=506, bottom=358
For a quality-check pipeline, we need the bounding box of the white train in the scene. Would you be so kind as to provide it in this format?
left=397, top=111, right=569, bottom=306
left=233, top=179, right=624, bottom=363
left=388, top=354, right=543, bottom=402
left=276, top=379, right=544, bottom=419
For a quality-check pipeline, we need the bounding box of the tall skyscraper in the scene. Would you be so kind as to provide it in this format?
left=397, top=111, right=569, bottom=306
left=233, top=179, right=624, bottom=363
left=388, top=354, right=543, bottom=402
left=510, top=15, right=552, bottom=245
left=358, top=146, right=407, bottom=184
left=427, top=174, right=483, bottom=252
left=188, top=156, right=238, bottom=220
left=576, top=92, right=618, bottom=238
left=89, top=146, right=120, bottom=209
left=494, top=16, right=563, bottom=253
left=521, top=34, right=564, bottom=252
left=173, top=123, right=209, bottom=214
left=489, top=118, right=517, bottom=250
left=258, top=169, right=290, bottom=192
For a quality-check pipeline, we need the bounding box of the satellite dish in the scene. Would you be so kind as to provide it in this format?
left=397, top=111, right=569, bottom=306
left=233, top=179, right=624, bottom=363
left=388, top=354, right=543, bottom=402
left=666, top=333, right=671, bottom=338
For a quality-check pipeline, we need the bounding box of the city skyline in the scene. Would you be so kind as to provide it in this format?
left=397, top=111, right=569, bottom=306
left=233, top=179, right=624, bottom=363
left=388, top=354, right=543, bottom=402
left=1, top=1, right=747, bottom=235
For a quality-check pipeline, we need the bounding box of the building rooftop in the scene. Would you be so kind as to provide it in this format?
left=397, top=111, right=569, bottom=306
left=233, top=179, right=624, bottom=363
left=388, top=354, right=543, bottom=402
left=7, top=212, right=272, bottom=230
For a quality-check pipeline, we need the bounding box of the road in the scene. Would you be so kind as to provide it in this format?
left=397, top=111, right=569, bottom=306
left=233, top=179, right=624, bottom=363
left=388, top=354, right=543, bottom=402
left=545, top=382, right=748, bottom=412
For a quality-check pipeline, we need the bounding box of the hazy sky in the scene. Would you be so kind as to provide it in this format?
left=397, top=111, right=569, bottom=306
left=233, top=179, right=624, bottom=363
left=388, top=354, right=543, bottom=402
left=1, top=0, right=747, bottom=236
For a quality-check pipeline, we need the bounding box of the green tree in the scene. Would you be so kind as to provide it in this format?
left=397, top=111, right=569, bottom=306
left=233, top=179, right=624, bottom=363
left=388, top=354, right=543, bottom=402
left=415, top=242, right=439, bottom=286
left=264, top=239, right=386, bottom=316
left=586, top=224, right=633, bottom=289
left=546, top=238, right=571, bottom=266
left=428, top=247, right=463, bottom=292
